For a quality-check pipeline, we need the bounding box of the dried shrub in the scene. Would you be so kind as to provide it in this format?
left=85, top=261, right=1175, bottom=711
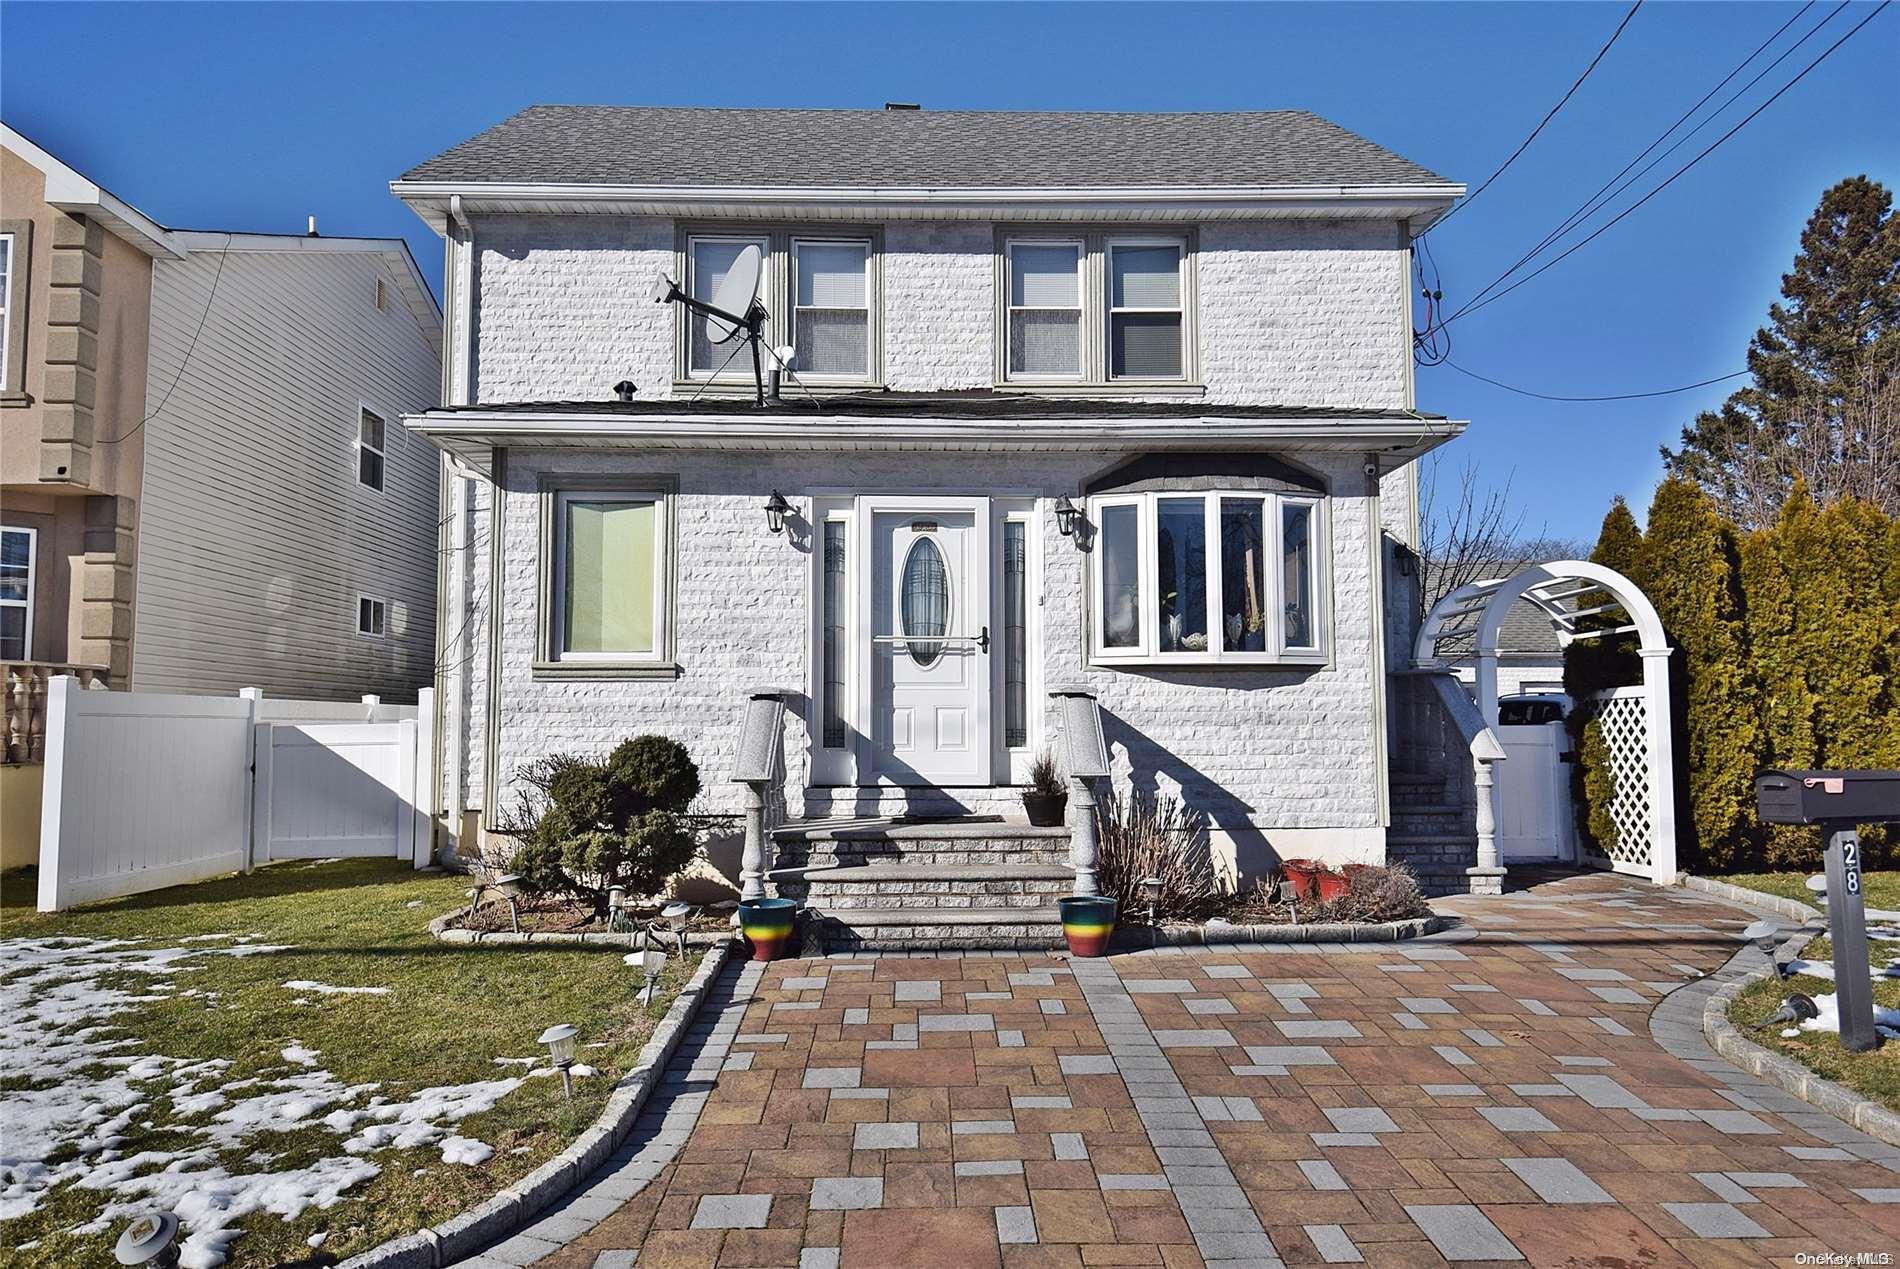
left=1316, top=864, right=1431, bottom=924
left=1096, top=792, right=1221, bottom=921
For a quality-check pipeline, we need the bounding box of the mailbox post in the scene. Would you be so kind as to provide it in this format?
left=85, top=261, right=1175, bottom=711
left=1755, top=770, right=1898, bottom=1053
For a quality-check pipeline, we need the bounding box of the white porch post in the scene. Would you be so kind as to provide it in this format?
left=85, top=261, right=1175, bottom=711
left=1467, top=646, right=1507, bottom=895
left=1640, top=646, right=1678, bottom=884
left=1068, top=776, right=1102, bottom=898
left=738, top=782, right=768, bottom=903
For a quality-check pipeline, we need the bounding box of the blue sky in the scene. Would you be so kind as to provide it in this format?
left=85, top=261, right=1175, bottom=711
left=3, top=1, right=1893, bottom=539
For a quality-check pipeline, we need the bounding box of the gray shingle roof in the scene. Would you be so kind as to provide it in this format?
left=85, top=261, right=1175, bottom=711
left=400, top=106, right=1450, bottom=189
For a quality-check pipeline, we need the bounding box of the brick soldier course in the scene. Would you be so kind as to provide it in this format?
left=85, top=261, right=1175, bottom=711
left=466, top=874, right=1900, bottom=1268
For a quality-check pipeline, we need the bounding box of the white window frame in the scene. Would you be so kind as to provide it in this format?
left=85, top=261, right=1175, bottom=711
left=549, top=488, right=671, bottom=665
left=1086, top=490, right=1330, bottom=667
left=0, top=233, right=13, bottom=393
left=1004, top=238, right=1086, bottom=383
left=1, top=524, right=36, bottom=661
left=993, top=499, right=1042, bottom=781
left=1105, top=237, right=1188, bottom=383
left=684, top=233, right=772, bottom=380
left=356, top=594, right=387, bottom=638
left=356, top=403, right=387, bottom=493
left=790, top=237, right=874, bottom=384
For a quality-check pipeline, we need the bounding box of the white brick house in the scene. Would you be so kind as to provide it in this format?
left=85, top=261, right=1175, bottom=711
left=394, top=106, right=1469, bottom=919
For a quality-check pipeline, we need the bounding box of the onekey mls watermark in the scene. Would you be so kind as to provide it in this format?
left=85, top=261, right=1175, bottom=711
left=1794, top=1253, right=1895, bottom=1266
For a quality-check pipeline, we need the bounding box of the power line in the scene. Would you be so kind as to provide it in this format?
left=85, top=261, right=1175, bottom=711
left=1452, top=1, right=1836, bottom=321
left=1426, top=0, right=1643, bottom=234
left=1444, top=0, right=1887, bottom=327
left=1436, top=3, right=1839, bottom=322
left=100, top=232, right=234, bottom=445
left=1443, top=359, right=1749, bottom=402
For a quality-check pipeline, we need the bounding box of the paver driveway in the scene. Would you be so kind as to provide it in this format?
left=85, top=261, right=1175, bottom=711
left=481, top=873, right=1900, bottom=1269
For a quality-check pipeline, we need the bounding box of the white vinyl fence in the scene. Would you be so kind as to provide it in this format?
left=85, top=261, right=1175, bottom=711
left=36, top=677, right=434, bottom=912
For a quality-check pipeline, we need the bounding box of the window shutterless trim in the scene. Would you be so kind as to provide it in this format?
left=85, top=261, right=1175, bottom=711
left=0, top=524, right=38, bottom=660
left=534, top=472, right=679, bottom=678
left=790, top=236, right=876, bottom=385
left=674, top=222, right=884, bottom=389
left=1085, top=488, right=1330, bottom=668
left=356, top=402, right=388, bottom=492
left=355, top=594, right=387, bottom=638
left=1105, top=237, right=1188, bottom=383
left=680, top=232, right=771, bottom=380
left=993, top=225, right=1198, bottom=389
left=1002, top=237, right=1085, bottom=383
left=0, top=222, right=33, bottom=405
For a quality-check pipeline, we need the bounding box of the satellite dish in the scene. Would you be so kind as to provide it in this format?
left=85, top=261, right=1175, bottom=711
left=705, top=244, right=763, bottom=344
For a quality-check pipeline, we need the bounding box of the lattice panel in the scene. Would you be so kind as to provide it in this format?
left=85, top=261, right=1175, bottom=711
left=1589, top=690, right=1654, bottom=874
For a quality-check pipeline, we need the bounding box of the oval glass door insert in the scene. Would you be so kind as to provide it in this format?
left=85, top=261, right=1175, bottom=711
left=900, top=536, right=951, bottom=666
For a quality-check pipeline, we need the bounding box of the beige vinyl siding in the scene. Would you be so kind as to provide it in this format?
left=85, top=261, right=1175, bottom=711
left=133, top=247, right=441, bottom=701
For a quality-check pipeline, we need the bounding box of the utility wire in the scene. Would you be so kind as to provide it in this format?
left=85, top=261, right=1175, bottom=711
left=1444, top=0, right=1887, bottom=327
left=100, top=232, right=233, bottom=444
left=1453, top=1, right=1837, bottom=320
left=1442, top=359, right=1749, bottom=402
left=1426, top=0, right=1643, bottom=234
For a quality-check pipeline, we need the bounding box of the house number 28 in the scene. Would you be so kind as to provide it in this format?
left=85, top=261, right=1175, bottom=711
left=1841, top=835, right=1862, bottom=895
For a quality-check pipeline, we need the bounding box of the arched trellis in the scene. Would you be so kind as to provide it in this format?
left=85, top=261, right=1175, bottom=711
left=1415, top=561, right=1677, bottom=888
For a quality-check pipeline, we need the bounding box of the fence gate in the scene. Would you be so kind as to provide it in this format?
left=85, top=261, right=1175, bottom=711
left=1496, top=721, right=1572, bottom=863
left=254, top=720, right=420, bottom=862
left=1580, top=687, right=1658, bottom=879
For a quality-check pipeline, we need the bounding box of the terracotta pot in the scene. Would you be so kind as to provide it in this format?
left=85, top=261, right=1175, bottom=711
left=1314, top=870, right=1351, bottom=903
left=737, top=897, right=797, bottom=962
left=1023, top=791, right=1069, bottom=828
left=1058, top=896, right=1117, bottom=957
left=1280, top=858, right=1325, bottom=901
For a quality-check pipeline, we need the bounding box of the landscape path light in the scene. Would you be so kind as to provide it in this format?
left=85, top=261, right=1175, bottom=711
left=1139, top=876, right=1164, bottom=927
left=661, top=900, right=696, bottom=957
left=115, top=1212, right=180, bottom=1267
left=494, top=874, right=527, bottom=934
left=538, top=1022, right=580, bottom=1099
left=627, top=945, right=668, bottom=1007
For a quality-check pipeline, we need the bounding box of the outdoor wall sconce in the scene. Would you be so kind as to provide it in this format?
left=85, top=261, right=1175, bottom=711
left=1053, top=496, right=1081, bottom=537
left=764, top=491, right=791, bottom=534
left=1394, top=542, right=1419, bottom=577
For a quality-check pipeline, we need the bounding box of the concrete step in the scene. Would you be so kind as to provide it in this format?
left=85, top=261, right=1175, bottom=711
left=771, top=862, right=1074, bottom=910
left=798, top=905, right=1066, bottom=952
left=773, top=818, right=1073, bottom=868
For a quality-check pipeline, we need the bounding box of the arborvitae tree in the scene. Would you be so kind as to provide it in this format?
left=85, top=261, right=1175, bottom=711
left=1662, top=177, right=1900, bottom=527
left=1641, top=479, right=1757, bottom=871
left=1738, top=497, right=1809, bottom=866
left=1564, top=499, right=1647, bottom=853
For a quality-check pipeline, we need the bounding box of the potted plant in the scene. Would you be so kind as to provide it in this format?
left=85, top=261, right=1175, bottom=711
left=1059, top=895, right=1117, bottom=957
left=1022, top=752, right=1068, bottom=827
left=1280, top=858, right=1325, bottom=901
left=737, top=896, right=797, bottom=961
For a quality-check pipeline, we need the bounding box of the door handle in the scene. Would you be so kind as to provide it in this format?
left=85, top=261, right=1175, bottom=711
left=977, top=626, right=990, bottom=652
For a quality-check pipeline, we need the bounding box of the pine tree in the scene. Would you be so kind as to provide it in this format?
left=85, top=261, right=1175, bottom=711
left=1662, top=177, right=1900, bottom=527
left=1641, top=479, right=1757, bottom=870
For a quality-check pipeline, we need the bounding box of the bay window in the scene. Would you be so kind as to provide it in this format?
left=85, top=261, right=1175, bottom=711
left=1088, top=490, right=1326, bottom=664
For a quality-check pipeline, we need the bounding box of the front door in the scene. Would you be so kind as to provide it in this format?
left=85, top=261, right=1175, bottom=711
left=866, top=502, right=990, bottom=785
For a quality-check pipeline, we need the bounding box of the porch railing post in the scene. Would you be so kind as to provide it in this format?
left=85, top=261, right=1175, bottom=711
left=1048, top=684, right=1111, bottom=899
left=1068, top=774, right=1102, bottom=897
left=1467, top=750, right=1505, bottom=896
left=732, top=688, right=796, bottom=910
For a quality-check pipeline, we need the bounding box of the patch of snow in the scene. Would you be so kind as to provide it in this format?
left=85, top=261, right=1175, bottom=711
left=1798, top=991, right=1900, bottom=1040
left=307, top=1230, right=327, bottom=1247
left=439, top=1136, right=495, bottom=1166
left=281, top=1044, right=321, bottom=1068
left=569, top=1064, right=599, bottom=1078
left=322, top=1079, right=523, bottom=1155
left=281, top=980, right=391, bottom=996
left=1781, top=1027, right=1800, bottom=1038
left=492, top=1056, right=539, bottom=1067
left=404, top=900, right=425, bottom=909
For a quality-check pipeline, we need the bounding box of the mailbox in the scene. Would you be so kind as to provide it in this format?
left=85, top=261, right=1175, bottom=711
left=1756, top=770, right=1900, bottom=826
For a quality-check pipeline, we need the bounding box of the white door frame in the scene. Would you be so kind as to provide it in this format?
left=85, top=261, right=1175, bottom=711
left=857, top=494, right=992, bottom=787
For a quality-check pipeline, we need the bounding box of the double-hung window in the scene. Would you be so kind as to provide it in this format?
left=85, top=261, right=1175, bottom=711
left=0, top=526, right=35, bottom=660
left=792, top=239, right=870, bottom=378
left=686, top=235, right=770, bottom=377
left=1001, top=232, right=1193, bottom=386
left=540, top=478, right=675, bottom=674
left=1087, top=490, right=1326, bottom=665
left=1006, top=241, right=1084, bottom=379
left=357, top=406, right=386, bottom=491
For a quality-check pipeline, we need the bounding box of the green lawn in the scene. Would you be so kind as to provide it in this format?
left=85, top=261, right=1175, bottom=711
left=1713, top=870, right=1900, bottom=912
left=0, top=860, right=700, bottom=1268
left=1729, top=919, right=1900, bottom=1113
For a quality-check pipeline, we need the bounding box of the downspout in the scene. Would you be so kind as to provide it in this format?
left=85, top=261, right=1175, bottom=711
left=438, top=194, right=475, bottom=858
left=1366, top=455, right=1391, bottom=835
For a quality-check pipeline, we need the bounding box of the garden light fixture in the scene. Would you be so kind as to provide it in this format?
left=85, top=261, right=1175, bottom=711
left=764, top=491, right=791, bottom=534
left=1140, top=876, right=1164, bottom=927
left=1743, top=920, right=1787, bottom=979
left=1753, top=991, right=1819, bottom=1031
left=661, top=901, right=695, bottom=955
left=538, top=1023, right=580, bottom=1099
left=494, top=874, right=527, bottom=935
left=1053, top=496, right=1081, bottom=537
left=115, top=1212, right=180, bottom=1267
left=627, top=946, right=668, bottom=1007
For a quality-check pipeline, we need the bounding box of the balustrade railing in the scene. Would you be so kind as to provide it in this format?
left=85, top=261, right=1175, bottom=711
left=4, top=664, right=110, bottom=765
left=732, top=688, right=796, bottom=903
left=1049, top=684, right=1110, bottom=898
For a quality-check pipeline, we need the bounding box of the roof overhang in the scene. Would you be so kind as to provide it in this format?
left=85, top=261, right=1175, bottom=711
left=4, top=124, right=183, bottom=259
left=390, top=180, right=1466, bottom=235
left=404, top=408, right=1466, bottom=481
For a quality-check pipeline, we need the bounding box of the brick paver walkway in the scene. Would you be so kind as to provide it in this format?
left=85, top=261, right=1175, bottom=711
left=475, top=873, right=1900, bottom=1269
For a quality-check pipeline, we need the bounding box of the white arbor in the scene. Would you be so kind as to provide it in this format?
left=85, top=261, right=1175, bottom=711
left=1415, top=561, right=1678, bottom=887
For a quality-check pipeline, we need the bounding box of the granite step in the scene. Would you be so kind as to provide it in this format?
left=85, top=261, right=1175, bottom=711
left=772, top=818, right=1073, bottom=868
left=770, top=862, right=1074, bottom=910
left=798, top=905, right=1067, bottom=952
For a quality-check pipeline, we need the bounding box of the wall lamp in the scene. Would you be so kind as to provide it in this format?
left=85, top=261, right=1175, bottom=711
left=764, top=491, right=791, bottom=534
left=1053, top=496, right=1081, bottom=537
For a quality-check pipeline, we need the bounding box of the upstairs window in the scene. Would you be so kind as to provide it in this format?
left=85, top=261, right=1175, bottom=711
left=687, top=235, right=770, bottom=376
left=357, top=406, right=386, bottom=491
left=1000, top=232, right=1193, bottom=387
left=792, top=240, right=870, bottom=378
left=357, top=595, right=387, bottom=638
left=0, top=234, right=13, bottom=392
left=1007, top=241, right=1083, bottom=379
left=1088, top=490, right=1326, bottom=665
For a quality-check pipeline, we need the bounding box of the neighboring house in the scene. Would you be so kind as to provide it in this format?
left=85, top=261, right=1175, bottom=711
left=395, top=105, right=1471, bottom=929
left=1421, top=564, right=1570, bottom=700
left=1, top=125, right=442, bottom=860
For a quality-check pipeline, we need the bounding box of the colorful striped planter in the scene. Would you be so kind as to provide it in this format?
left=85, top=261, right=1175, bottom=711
left=1059, top=896, right=1118, bottom=958
left=738, top=897, right=797, bottom=962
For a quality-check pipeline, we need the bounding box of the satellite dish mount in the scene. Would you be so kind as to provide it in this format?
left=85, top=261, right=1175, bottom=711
left=651, top=244, right=773, bottom=407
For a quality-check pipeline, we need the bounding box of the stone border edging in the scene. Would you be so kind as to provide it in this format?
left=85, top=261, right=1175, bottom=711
left=336, top=939, right=733, bottom=1269
left=1684, top=898, right=1900, bottom=1149
left=429, top=905, right=732, bottom=948
left=1115, top=913, right=1453, bottom=948
left=1680, top=874, right=1820, bottom=923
